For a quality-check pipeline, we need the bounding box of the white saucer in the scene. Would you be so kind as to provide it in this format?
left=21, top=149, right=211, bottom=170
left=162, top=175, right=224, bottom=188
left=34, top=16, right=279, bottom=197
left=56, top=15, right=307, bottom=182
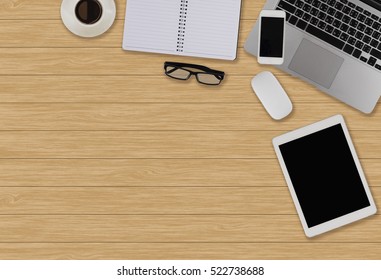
left=61, top=0, right=116, bottom=38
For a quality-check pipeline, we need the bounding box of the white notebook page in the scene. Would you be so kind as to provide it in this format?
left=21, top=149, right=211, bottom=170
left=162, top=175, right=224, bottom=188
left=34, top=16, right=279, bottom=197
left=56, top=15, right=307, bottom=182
left=123, top=0, right=181, bottom=53
left=122, top=0, right=242, bottom=60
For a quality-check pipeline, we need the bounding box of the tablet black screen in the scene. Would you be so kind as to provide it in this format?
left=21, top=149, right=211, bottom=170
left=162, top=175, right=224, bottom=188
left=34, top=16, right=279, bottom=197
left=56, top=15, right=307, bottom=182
left=279, top=124, right=370, bottom=228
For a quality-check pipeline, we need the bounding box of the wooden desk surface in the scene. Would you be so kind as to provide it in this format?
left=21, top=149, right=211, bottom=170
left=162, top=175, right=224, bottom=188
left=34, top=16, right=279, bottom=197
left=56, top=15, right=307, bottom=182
left=0, top=0, right=380, bottom=260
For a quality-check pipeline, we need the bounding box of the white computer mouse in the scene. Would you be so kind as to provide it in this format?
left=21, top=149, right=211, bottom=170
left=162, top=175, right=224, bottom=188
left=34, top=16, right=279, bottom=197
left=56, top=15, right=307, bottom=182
left=251, top=71, right=293, bottom=120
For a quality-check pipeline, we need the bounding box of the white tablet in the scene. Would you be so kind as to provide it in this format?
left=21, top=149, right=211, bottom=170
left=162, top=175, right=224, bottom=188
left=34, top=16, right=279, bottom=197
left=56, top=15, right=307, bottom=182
left=273, top=115, right=377, bottom=237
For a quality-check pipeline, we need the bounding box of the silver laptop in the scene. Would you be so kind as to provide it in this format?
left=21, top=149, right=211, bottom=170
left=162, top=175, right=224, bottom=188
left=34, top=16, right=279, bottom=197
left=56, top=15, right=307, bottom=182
left=245, top=0, right=381, bottom=114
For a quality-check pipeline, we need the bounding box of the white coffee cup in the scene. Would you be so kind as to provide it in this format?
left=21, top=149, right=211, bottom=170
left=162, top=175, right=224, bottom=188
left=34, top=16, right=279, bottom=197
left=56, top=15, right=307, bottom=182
left=61, top=0, right=116, bottom=37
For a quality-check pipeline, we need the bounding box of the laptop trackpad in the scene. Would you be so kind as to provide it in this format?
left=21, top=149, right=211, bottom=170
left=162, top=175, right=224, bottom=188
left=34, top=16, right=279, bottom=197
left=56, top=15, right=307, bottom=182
left=288, top=39, right=344, bottom=89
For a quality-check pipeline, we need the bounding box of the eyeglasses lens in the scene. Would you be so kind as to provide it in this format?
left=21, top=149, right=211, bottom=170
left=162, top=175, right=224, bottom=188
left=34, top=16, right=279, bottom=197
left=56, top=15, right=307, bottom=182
left=166, top=66, right=191, bottom=80
left=197, top=73, right=222, bottom=85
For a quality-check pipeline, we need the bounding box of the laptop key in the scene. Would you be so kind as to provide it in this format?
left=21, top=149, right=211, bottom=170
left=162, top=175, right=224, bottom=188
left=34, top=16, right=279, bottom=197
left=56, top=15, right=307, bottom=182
left=348, top=27, right=356, bottom=35
left=355, top=31, right=364, bottom=40
left=342, top=6, right=351, bottom=14
left=355, top=6, right=363, bottom=12
left=355, top=41, right=364, bottom=49
left=303, top=3, right=312, bottom=12
left=311, top=7, right=319, bottom=16
left=289, top=15, right=299, bottom=25
left=342, top=15, right=351, bottom=23
left=376, top=64, right=381, bottom=70
left=349, top=19, right=358, bottom=28
left=364, top=27, right=373, bottom=35
left=344, top=44, right=354, bottom=54
left=332, top=28, right=341, bottom=37
left=278, top=1, right=297, bottom=14
left=370, top=48, right=381, bottom=60
left=305, top=24, right=345, bottom=49
left=333, top=19, right=341, bottom=27
left=297, top=19, right=308, bottom=30
left=364, top=17, right=373, bottom=26
left=295, top=9, right=304, bottom=18
left=320, top=3, right=329, bottom=11
left=363, top=45, right=371, bottom=53
left=340, top=23, right=349, bottom=32
left=340, top=33, right=349, bottom=41
left=372, top=22, right=381, bottom=30
left=370, top=39, right=378, bottom=47
left=325, top=25, right=334, bottom=33
left=350, top=10, right=359, bottom=18
left=357, top=14, right=366, bottom=23
left=296, top=0, right=304, bottom=7
left=310, top=16, right=319, bottom=25
left=363, top=35, right=371, bottom=43
left=360, top=56, right=367, bottom=62
left=335, top=2, right=344, bottom=10
left=318, top=21, right=327, bottom=29
left=378, top=42, right=381, bottom=50
left=327, top=7, right=336, bottom=15
left=371, top=14, right=379, bottom=21
left=312, top=0, right=322, bottom=7
left=318, top=11, right=326, bottom=20
left=357, top=23, right=366, bottom=31
left=325, top=15, right=334, bottom=23
left=303, top=13, right=312, bottom=22
left=368, top=57, right=377, bottom=66
left=352, top=48, right=362, bottom=58
left=347, top=36, right=356, bottom=45
left=335, top=11, right=343, bottom=20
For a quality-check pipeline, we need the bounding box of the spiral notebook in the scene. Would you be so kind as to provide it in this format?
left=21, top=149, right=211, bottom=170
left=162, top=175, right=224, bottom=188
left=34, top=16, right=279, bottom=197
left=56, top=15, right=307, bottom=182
left=122, top=0, right=242, bottom=60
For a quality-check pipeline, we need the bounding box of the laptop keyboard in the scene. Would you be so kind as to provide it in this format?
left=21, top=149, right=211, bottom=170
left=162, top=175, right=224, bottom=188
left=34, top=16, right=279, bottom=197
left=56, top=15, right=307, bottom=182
left=276, top=0, right=381, bottom=70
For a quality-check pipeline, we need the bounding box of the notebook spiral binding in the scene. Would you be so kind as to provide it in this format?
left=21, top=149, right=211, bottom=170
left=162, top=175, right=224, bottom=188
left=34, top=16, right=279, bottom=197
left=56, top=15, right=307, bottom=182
left=177, top=0, right=188, bottom=52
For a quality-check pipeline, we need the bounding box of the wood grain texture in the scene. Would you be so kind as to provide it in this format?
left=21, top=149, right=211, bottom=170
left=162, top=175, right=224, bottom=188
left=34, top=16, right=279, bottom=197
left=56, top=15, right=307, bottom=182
left=0, top=103, right=379, bottom=131
left=0, top=0, right=380, bottom=260
left=0, top=159, right=380, bottom=187
left=0, top=130, right=380, bottom=159
left=1, top=243, right=380, bottom=260
left=0, top=215, right=380, bottom=243
left=0, top=187, right=380, bottom=215
left=0, top=76, right=346, bottom=103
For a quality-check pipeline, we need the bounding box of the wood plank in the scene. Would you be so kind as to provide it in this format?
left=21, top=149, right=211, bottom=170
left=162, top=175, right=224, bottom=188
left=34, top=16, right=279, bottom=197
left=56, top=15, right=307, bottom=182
left=1, top=242, right=381, bottom=260
left=0, top=131, right=275, bottom=159
left=0, top=215, right=380, bottom=243
left=0, top=187, right=294, bottom=215
left=0, top=0, right=263, bottom=20
left=0, top=103, right=378, bottom=131
left=0, top=20, right=124, bottom=48
left=0, top=48, right=288, bottom=76
left=0, top=131, right=379, bottom=159
left=0, top=159, right=379, bottom=187
left=0, top=75, right=342, bottom=103
left=0, top=19, right=255, bottom=48
left=0, top=187, right=380, bottom=215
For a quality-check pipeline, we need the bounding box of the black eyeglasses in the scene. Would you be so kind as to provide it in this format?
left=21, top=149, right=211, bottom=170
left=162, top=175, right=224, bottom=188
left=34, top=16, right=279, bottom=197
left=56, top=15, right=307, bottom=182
left=164, top=62, right=225, bottom=85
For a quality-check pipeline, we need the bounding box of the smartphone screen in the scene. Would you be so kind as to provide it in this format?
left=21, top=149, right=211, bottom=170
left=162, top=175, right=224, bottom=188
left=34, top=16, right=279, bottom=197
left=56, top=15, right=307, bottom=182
left=259, top=17, right=285, bottom=58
